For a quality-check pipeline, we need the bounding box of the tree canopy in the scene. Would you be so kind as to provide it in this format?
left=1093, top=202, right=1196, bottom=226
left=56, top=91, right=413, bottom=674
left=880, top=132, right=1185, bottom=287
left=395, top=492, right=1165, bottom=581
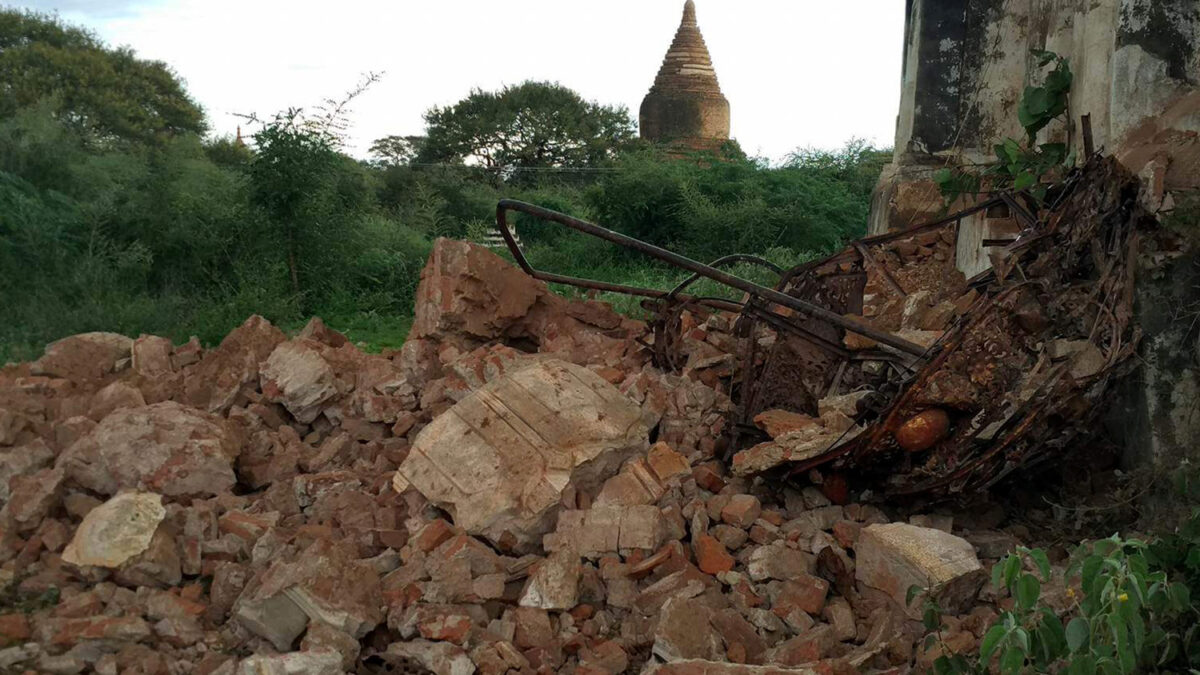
left=418, top=81, right=637, bottom=169
left=0, top=8, right=206, bottom=145
left=369, top=134, right=425, bottom=166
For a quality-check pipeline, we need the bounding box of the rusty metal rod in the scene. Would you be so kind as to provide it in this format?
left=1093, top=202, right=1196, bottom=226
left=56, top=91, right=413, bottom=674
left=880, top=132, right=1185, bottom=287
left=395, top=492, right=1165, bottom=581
left=667, top=254, right=784, bottom=301
left=497, top=200, right=929, bottom=357
left=851, top=241, right=907, bottom=297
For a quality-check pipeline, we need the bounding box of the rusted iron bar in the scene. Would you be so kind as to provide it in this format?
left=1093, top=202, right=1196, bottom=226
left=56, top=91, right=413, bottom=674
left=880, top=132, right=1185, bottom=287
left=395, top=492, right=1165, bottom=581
left=1081, top=114, right=1095, bottom=157
left=496, top=200, right=930, bottom=358
left=667, top=254, right=784, bottom=301
left=851, top=241, right=907, bottom=297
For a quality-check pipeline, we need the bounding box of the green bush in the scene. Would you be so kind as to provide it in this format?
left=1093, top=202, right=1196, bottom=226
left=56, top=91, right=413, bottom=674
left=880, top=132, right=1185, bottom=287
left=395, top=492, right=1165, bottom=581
left=916, top=515, right=1200, bottom=675
left=0, top=9, right=889, bottom=361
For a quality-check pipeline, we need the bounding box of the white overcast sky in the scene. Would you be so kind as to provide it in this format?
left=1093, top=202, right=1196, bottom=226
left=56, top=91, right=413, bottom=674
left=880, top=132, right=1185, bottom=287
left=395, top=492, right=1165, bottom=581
left=15, top=0, right=906, bottom=162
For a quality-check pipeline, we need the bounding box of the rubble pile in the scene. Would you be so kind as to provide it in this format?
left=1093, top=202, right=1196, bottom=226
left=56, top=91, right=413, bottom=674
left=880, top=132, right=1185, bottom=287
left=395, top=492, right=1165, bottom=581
left=0, top=160, right=1151, bottom=674
left=649, top=158, right=1148, bottom=496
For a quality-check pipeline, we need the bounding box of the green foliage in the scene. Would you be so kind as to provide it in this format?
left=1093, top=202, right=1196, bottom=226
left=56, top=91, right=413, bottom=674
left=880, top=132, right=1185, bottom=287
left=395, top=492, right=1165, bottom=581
left=369, top=134, right=424, bottom=167
left=585, top=141, right=885, bottom=264
left=203, top=135, right=252, bottom=169
left=936, top=51, right=1075, bottom=204
left=913, top=519, right=1200, bottom=675
left=420, top=81, right=637, bottom=170
left=0, top=8, right=206, bottom=146
left=0, top=95, right=430, bottom=362
left=1018, top=50, right=1073, bottom=142
left=0, top=11, right=887, bottom=362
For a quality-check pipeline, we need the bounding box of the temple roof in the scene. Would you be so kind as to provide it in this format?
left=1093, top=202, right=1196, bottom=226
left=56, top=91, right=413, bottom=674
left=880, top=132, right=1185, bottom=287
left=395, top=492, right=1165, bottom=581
left=649, top=0, right=724, bottom=97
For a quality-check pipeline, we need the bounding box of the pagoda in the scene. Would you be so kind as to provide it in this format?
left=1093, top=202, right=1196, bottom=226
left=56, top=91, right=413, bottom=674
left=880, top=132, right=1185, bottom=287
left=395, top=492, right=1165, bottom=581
left=639, top=1, right=731, bottom=153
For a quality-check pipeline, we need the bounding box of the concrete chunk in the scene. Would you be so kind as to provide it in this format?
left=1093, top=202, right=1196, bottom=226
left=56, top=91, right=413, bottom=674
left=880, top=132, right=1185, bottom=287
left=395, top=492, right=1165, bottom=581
left=400, top=360, right=650, bottom=551
left=855, top=523, right=985, bottom=616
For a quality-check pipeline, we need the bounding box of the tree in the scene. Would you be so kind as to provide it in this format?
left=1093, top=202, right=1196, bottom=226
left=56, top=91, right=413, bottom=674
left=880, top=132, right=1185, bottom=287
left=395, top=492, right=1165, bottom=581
left=245, top=78, right=379, bottom=307
left=369, top=135, right=425, bottom=166
left=419, top=81, right=636, bottom=169
left=0, top=9, right=206, bottom=145
left=248, top=110, right=342, bottom=299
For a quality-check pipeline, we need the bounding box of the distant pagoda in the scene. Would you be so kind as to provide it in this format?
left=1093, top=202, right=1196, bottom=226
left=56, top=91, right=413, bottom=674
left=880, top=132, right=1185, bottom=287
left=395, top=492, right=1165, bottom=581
left=639, top=0, right=731, bottom=153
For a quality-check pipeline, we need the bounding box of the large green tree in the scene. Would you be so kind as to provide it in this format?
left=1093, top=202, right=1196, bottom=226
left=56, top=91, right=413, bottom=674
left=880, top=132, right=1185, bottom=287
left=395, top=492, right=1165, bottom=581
left=419, top=81, right=637, bottom=169
left=0, top=9, right=206, bottom=145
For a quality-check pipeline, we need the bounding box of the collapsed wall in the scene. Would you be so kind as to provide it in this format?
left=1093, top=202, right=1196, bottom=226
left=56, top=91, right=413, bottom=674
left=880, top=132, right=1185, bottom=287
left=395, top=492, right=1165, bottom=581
left=869, top=0, right=1200, bottom=473
left=0, top=238, right=1028, bottom=674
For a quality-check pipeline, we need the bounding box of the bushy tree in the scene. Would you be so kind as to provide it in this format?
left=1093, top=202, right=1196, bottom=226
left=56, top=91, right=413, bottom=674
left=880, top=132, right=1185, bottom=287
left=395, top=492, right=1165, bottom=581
left=0, top=9, right=206, bottom=146
left=369, top=135, right=425, bottom=167
left=419, top=81, right=636, bottom=169
left=247, top=109, right=374, bottom=304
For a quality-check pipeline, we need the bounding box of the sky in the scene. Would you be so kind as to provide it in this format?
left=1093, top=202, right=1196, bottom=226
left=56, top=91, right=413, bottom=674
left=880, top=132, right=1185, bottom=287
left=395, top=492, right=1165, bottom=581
left=16, top=0, right=907, bottom=162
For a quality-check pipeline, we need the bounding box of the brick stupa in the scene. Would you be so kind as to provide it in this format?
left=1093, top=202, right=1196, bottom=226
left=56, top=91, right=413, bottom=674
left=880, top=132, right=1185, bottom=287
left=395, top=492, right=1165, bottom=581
left=639, top=0, right=731, bottom=153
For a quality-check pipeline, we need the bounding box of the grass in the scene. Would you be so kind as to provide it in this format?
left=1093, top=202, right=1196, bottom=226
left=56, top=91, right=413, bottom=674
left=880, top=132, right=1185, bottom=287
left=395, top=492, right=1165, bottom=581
left=282, top=312, right=414, bottom=353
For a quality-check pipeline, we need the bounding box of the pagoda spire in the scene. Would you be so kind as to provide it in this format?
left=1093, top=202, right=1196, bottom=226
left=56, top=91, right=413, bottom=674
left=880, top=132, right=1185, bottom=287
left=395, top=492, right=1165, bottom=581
left=639, top=1, right=731, bottom=151
left=649, top=0, right=723, bottom=96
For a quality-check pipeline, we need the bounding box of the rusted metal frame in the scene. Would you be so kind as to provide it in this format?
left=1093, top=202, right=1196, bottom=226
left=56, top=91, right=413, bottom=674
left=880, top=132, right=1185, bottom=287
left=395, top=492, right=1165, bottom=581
left=858, top=196, right=1007, bottom=246
left=667, top=254, right=784, bottom=302
left=496, top=200, right=930, bottom=357
left=825, top=361, right=849, bottom=398
left=893, top=365, right=1070, bottom=496
left=729, top=306, right=763, bottom=460
left=999, top=192, right=1039, bottom=231
left=790, top=196, right=1006, bottom=281
left=851, top=241, right=907, bottom=298
left=1081, top=114, right=1095, bottom=157
left=742, top=304, right=850, bottom=359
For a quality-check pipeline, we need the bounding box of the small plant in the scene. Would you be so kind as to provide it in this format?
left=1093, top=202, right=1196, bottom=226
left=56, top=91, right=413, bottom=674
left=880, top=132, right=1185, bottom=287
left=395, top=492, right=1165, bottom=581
left=908, top=586, right=975, bottom=675
left=935, top=50, right=1075, bottom=204
left=913, top=523, right=1200, bottom=674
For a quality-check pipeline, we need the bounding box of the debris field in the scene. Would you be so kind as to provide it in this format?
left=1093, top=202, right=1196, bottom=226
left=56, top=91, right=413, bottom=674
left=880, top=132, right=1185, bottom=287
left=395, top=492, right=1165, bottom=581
left=0, top=158, right=1155, bottom=674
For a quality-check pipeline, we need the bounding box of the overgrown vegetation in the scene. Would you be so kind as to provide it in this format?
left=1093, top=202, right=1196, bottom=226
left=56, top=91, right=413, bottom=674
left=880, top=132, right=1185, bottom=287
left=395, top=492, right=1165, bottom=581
left=917, top=515, right=1200, bottom=675
left=0, top=8, right=889, bottom=363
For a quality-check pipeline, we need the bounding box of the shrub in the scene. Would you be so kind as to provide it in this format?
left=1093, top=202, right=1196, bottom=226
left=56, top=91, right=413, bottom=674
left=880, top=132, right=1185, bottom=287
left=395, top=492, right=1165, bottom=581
left=915, top=514, right=1200, bottom=674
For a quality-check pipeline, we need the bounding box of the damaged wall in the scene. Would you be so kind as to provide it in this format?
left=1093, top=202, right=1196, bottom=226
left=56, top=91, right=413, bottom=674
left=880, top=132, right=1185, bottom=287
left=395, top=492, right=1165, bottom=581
left=870, top=0, right=1200, bottom=235
left=869, top=0, right=1200, bottom=473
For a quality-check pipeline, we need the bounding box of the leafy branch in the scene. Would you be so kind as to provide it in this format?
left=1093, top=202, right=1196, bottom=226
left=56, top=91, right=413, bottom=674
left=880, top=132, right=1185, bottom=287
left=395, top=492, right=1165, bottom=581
left=935, top=50, right=1075, bottom=204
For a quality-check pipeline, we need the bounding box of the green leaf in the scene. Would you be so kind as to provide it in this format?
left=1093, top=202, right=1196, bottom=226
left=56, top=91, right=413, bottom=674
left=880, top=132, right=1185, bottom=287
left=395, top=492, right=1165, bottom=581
left=1013, top=627, right=1031, bottom=654
left=1038, top=610, right=1067, bottom=658
left=1014, top=171, right=1037, bottom=191
left=1169, top=581, right=1191, bottom=611
left=1004, top=554, right=1022, bottom=589
left=1000, top=646, right=1025, bottom=674
left=1025, top=88, right=1052, bottom=117
left=1016, top=573, right=1042, bottom=609
left=1046, top=66, right=1073, bottom=95
left=1113, top=617, right=1135, bottom=673
left=1130, top=611, right=1146, bottom=656
left=1002, top=138, right=1022, bottom=164
left=1067, top=616, right=1090, bottom=653
left=1028, top=548, right=1052, bottom=581
left=907, top=584, right=924, bottom=606
left=981, top=624, right=1008, bottom=660
left=1067, top=653, right=1096, bottom=675
left=1038, top=143, right=1067, bottom=166
left=924, top=606, right=942, bottom=632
